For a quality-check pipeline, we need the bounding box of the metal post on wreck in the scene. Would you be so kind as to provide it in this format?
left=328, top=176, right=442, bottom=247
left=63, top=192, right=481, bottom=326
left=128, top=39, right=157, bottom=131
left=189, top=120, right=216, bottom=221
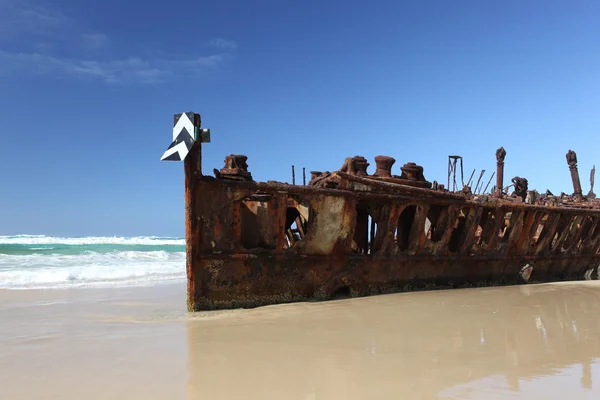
left=495, top=147, right=506, bottom=197
left=466, top=168, right=476, bottom=187
left=482, top=171, right=495, bottom=194
left=589, top=165, right=596, bottom=199
left=566, top=150, right=583, bottom=199
left=447, top=155, right=463, bottom=192
left=160, top=112, right=211, bottom=311
left=474, top=170, right=485, bottom=194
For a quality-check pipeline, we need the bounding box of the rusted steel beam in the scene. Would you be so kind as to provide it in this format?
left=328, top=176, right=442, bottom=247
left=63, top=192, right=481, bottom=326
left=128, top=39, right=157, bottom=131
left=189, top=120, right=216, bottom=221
left=273, top=195, right=287, bottom=253
left=505, top=210, right=525, bottom=256
left=534, top=213, right=561, bottom=256
left=484, top=208, right=507, bottom=254
left=466, top=169, right=476, bottom=187
left=475, top=208, right=495, bottom=251
left=482, top=171, right=495, bottom=194
left=429, top=205, right=459, bottom=255
left=408, top=204, right=429, bottom=254
left=495, top=147, right=506, bottom=197
left=551, top=215, right=574, bottom=254
left=474, top=170, right=485, bottom=194
left=566, top=150, right=583, bottom=198
left=581, top=217, right=599, bottom=253
left=563, top=215, right=586, bottom=253
left=185, top=141, right=201, bottom=312
left=459, top=207, right=484, bottom=255
left=515, top=211, right=540, bottom=256
left=589, top=165, right=596, bottom=198
left=199, top=177, right=600, bottom=217
left=572, top=216, right=595, bottom=254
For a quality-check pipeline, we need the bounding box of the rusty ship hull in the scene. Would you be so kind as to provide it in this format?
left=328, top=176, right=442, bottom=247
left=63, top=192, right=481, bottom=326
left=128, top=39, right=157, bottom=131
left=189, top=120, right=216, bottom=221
left=181, top=137, right=600, bottom=311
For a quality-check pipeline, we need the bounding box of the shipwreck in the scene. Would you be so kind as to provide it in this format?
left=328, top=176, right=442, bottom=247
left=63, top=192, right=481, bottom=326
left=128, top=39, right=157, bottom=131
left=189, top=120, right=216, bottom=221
left=161, top=112, right=600, bottom=311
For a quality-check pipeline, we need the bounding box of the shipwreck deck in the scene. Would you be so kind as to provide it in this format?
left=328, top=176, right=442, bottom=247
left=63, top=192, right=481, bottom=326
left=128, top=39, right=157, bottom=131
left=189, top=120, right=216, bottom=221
left=185, top=149, right=600, bottom=311
left=161, top=112, right=600, bottom=311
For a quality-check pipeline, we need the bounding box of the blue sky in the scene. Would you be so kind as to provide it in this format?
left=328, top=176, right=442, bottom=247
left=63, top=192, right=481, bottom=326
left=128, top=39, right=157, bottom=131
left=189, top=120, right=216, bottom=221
left=0, top=0, right=599, bottom=237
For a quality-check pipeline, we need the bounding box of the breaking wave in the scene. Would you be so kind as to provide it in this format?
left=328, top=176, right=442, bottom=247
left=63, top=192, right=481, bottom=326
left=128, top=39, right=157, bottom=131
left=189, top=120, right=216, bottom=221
left=0, top=235, right=185, bottom=246
left=0, top=235, right=186, bottom=289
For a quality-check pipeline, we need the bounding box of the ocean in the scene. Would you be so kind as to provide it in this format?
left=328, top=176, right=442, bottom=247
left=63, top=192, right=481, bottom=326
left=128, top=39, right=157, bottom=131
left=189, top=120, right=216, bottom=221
left=0, top=235, right=186, bottom=289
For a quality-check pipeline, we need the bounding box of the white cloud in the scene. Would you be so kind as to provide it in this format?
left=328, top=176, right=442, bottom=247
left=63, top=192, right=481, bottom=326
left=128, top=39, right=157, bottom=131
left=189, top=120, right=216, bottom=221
left=19, top=4, right=67, bottom=27
left=207, top=38, right=238, bottom=50
left=170, top=54, right=230, bottom=69
left=82, top=33, right=109, bottom=49
left=0, top=2, right=238, bottom=85
left=0, top=0, right=68, bottom=38
left=0, top=51, right=230, bottom=84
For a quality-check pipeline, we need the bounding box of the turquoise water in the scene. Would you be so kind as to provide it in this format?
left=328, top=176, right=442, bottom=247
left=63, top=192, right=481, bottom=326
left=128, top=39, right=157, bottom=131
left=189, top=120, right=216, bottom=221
left=0, top=243, right=186, bottom=256
left=0, top=235, right=186, bottom=289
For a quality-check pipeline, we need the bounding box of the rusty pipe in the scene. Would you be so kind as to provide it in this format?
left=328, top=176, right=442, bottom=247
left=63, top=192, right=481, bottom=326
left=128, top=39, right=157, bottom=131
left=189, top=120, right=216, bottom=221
left=566, top=150, right=582, bottom=198
left=495, top=147, right=506, bottom=197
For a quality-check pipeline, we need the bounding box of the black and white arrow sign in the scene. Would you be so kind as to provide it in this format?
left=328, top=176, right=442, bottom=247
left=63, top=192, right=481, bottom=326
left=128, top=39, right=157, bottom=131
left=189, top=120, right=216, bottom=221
left=160, top=112, right=198, bottom=161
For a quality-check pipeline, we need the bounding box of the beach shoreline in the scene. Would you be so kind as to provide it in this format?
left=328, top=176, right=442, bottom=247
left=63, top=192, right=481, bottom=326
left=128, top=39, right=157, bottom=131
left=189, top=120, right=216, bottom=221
left=3, top=281, right=600, bottom=399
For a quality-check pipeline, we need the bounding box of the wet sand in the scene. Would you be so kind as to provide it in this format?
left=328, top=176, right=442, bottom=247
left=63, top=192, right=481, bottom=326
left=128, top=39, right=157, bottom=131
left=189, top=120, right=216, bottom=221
left=2, top=281, right=600, bottom=399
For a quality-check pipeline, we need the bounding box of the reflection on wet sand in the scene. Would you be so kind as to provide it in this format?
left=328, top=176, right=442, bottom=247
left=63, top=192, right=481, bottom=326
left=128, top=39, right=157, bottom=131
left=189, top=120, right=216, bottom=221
left=186, top=282, right=600, bottom=399
left=2, top=282, right=600, bottom=399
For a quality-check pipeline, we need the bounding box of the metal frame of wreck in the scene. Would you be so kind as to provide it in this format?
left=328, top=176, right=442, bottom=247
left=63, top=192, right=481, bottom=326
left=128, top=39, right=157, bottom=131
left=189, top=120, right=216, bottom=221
left=181, top=123, right=600, bottom=312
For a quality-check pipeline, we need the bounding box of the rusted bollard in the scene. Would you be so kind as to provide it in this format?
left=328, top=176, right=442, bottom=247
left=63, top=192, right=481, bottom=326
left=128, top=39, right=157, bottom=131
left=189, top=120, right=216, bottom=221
left=373, top=156, right=396, bottom=178
left=218, top=154, right=253, bottom=181
left=353, top=156, right=369, bottom=177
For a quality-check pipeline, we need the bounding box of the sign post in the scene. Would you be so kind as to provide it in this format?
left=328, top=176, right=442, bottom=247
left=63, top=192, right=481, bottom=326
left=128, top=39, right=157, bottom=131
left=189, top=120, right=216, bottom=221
left=161, top=112, right=210, bottom=310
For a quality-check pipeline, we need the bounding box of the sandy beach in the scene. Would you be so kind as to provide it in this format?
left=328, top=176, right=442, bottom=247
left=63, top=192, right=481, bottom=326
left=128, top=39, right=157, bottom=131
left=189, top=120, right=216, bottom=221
left=2, top=281, right=600, bottom=399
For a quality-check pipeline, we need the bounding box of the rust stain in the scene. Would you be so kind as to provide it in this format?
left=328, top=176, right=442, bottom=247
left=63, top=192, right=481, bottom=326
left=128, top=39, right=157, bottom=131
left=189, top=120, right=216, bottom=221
left=182, top=145, right=600, bottom=311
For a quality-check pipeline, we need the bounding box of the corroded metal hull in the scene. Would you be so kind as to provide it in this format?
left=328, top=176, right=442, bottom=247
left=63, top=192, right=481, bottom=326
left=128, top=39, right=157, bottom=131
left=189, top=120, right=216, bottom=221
left=184, top=144, right=600, bottom=311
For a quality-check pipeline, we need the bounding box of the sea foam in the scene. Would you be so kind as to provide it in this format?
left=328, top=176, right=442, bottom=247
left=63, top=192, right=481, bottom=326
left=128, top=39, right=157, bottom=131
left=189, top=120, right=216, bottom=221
left=0, top=235, right=185, bottom=246
left=0, top=235, right=186, bottom=289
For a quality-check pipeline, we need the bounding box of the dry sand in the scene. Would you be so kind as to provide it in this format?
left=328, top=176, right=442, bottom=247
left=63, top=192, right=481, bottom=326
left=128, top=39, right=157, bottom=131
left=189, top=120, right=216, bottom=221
left=2, top=280, right=600, bottom=399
